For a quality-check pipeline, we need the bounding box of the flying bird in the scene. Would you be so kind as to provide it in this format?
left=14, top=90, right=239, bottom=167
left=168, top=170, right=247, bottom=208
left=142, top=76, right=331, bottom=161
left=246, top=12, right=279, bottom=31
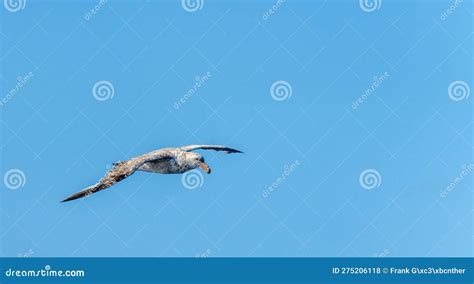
left=61, top=145, right=242, bottom=202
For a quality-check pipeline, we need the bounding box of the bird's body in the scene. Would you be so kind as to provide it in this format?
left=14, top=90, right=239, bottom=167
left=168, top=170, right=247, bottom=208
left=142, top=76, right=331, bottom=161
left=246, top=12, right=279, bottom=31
left=61, top=145, right=242, bottom=202
left=136, top=149, right=192, bottom=174
left=138, top=157, right=182, bottom=174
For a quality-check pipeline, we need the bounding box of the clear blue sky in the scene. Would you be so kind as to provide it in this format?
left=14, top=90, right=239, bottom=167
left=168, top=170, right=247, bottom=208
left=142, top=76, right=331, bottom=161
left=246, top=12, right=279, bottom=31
left=1, top=0, right=472, bottom=257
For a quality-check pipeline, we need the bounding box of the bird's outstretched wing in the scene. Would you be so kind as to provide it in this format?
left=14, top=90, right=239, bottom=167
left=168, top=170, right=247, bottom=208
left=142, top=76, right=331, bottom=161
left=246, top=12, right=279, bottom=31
left=180, top=145, right=243, bottom=154
left=61, top=150, right=172, bottom=202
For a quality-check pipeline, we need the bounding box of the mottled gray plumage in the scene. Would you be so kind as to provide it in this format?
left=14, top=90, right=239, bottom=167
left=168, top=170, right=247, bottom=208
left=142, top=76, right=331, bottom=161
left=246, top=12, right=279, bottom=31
left=61, top=145, right=242, bottom=202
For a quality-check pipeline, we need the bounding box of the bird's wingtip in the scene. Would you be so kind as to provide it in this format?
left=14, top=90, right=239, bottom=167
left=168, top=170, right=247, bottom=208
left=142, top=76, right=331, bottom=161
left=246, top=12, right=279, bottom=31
left=61, top=193, right=81, bottom=203
left=227, top=150, right=243, bottom=154
left=227, top=148, right=243, bottom=154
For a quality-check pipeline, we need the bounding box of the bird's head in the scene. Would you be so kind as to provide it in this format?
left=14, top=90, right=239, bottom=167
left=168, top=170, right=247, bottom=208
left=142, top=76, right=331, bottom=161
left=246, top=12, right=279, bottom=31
left=186, top=152, right=211, bottom=174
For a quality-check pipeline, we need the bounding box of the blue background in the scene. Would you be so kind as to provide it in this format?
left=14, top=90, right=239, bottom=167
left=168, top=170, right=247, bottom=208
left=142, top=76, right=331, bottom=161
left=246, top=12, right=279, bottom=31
left=0, top=0, right=472, bottom=257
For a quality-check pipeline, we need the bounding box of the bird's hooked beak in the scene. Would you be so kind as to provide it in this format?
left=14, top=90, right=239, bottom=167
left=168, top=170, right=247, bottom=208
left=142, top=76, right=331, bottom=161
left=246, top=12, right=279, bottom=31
left=199, top=162, right=211, bottom=174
